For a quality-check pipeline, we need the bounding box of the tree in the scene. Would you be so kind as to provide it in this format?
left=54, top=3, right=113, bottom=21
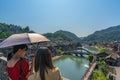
left=23, top=26, right=30, bottom=32
left=0, top=22, right=34, bottom=38
left=88, top=54, right=94, bottom=63
left=1, top=32, right=7, bottom=38
left=92, top=70, right=108, bottom=80
left=98, top=46, right=107, bottom=53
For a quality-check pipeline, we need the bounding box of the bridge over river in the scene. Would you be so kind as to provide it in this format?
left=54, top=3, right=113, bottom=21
left=63, top=47, right=95, bottom=57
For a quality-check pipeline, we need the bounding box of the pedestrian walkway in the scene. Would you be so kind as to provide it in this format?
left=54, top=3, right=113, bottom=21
left=115, top=67, right=120, bottom=80
left=82, top=62, right=96, bottom=80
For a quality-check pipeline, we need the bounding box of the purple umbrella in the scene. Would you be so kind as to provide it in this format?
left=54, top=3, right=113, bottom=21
left=0, top=33, right=50, bottom=48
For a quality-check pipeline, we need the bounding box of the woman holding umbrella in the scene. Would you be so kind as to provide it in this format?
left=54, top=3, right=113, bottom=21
left=6, top=44, right=31, bottom=80
left=0, top=33, right=50, bottom=80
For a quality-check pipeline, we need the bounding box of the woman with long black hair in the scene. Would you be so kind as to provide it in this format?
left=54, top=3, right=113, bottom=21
left=29, top=47, right=63, bottom=80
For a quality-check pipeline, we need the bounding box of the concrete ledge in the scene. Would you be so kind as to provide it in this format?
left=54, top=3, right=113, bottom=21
left=63, top=77, right=70, bottom=80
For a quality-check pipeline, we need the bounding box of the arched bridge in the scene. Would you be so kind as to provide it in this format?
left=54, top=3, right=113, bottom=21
left=63, top=47, right=94, bottom=57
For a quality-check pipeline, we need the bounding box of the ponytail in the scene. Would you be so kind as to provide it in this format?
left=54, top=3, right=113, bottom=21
left=7, top=52, right=13, bottom=61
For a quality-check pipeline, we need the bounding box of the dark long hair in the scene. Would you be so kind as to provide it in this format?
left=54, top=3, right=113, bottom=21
left=7, top=44, right=28, bottom=61
left=34, top=47, right=55, bottom=80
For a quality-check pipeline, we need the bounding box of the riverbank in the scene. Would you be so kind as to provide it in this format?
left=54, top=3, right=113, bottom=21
left=82, top=62, right=96, bottom=80
left=52, top=55, right=63, bottom=60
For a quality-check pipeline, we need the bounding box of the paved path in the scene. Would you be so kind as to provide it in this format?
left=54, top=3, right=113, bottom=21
left=115, top=67, right=120, bottom=80
left=82, top=62, right=96, bottom=80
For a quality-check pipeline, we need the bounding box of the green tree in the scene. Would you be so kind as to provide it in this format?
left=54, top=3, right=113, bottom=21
left=98, top=46, right=107, bottom=53
left=1, top=32, right=7, bottom=38
left=92, top=70, right=108, bottom=80
left=88, top=54, right=94, bottom=62
left=0, top=22, right=34, bottom=38
left=56, top=49, right=62, bottom=54
left=23, top=26, right=30, bottom=32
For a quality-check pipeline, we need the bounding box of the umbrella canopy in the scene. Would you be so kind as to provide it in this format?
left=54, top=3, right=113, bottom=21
left=0, top=33, right=50, bottom=48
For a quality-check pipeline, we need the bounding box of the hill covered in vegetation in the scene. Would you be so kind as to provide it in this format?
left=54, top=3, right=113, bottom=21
left=2, top=22, right=120, bottom=43
left=44, top=30, right=81, bottom=42
left=0, top=23, right=81, bottom=42
left=83, top=25, right=120, bottom=42
left=0, top=23, right=34, bottom=39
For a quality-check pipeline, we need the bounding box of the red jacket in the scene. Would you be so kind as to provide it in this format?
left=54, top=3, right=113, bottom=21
left=6, top=59, right=29, bottom=80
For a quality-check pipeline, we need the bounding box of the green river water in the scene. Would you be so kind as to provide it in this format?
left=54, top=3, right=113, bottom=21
left=53, top=55, right=89, bottom=80
left=53, top=45, right=98, bottom=80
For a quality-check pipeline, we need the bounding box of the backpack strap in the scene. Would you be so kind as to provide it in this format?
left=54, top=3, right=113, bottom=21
left=19, top=58, right=23, bottom=80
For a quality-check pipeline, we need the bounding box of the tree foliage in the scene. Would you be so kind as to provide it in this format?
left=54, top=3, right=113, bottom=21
left=98, top=46, right=107, bottom=53
left=0, top=23, right=34, bottom=39
left=44, top=32, right=72, bottom=41
left=44, top=30, right=82, bottom=42
left=92, top=70, right=108, bottom=80
left=88, top=54, right=94, bottom=62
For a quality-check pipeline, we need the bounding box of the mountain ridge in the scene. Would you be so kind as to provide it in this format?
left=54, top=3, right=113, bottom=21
left=83, top=25, right=120, bottom=42
left=44, top=30, right=81, bottom=42
left=1, top=22, right=120, bottom=42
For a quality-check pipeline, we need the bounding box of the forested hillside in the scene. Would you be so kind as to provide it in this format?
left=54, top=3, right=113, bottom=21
left=0, top=23, right=34, bottom=39
left=83, top=25, right=120, bottom=42
left=44, top=30, right=81, bottom=42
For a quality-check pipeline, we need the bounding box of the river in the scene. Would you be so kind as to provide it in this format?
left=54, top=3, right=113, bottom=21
left=53, top=55, right=89, bottom=80
left=53, top=45, right=98, bottom=80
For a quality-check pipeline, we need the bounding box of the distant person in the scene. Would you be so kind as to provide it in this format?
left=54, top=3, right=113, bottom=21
left=28, top=47, right=63, bottom=80
left=6, top=44, right=30, bottom=80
